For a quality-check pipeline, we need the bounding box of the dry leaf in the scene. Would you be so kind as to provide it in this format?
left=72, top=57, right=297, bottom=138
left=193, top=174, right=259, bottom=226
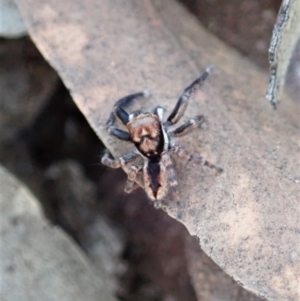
left=15, top=0, right=300, bottom=300
left=266, top=0, right=300, bottom=108
left=186, top=236, right=263, bottom=301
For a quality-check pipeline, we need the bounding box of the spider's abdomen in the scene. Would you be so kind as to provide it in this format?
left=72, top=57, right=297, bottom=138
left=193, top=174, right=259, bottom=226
left=143, top=159, right=168, bottom=201
left=127, top=114, right=164, bottom=157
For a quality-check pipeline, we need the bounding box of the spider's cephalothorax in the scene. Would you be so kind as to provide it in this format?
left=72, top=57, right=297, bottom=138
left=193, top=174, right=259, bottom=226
left=102, top=66, right=223, bottom=201
left=127, top=112, right=165, bottom=157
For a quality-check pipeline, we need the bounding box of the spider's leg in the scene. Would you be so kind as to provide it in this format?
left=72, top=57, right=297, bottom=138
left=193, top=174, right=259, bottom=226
left=106, top=109, right=131, bottom=141
left=101, top=150, right=138, bottom=170
left=166, top=65, right=214, bottom=126
left=169, top=115, right=204, bottom=137
left=125, top=162, right=144, bottom=193
left=106, top=90, right=151, bottom=128
left=127, top=163, right=143, bottom=181
left=106, top=91, right=151, bottom=140
left=108, top=127, right=131, bottom=141
left=172, top=144, right=223, bottom=174
left=161, top=152, right=180, bottom=201
left=124, top=179, right=140, bottom=194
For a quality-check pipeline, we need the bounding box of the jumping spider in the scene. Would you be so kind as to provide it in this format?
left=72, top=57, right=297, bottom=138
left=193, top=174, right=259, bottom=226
left=102, top=66, right=223, bottom=201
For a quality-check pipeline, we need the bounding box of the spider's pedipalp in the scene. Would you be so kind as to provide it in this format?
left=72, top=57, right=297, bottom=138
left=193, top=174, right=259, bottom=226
left=152, top=106, right=165, bottom=122
left=166, top=66, right=213, bottom=126
left=172, top=144, right=223, bottom=174
left=169, top=115, right=204, bottom=138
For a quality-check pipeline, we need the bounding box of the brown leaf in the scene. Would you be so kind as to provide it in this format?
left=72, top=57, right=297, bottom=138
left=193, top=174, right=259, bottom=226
left=15, top=0, right=300, bottom=300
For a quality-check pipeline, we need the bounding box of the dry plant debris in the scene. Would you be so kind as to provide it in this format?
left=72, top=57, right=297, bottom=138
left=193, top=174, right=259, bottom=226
left=266, top=0, right=300, bottom=107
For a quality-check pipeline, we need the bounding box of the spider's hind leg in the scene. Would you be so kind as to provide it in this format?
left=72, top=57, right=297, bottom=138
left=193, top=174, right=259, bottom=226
left=102, top=150, right=145, bottom=194
left=166, top=65, right=214, bottom=126
left=124, top=162, right=144, bottom=194
left=101, top=150, right=138, bottom=170
left=124, top=179, right=140, bottom=194
left=161, top=152, right=180, bottom=201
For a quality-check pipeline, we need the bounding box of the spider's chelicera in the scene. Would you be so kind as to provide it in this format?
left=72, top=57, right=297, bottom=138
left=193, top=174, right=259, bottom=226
left=102, top=66, right=223, bottom=201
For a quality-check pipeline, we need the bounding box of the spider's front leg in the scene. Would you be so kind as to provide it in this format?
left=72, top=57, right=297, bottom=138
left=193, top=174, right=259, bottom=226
left=106, top=90, right=151, bottom=141
left=172, top=144, right=223, bottom=174
left=166, top=65, right=214, bottom=126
